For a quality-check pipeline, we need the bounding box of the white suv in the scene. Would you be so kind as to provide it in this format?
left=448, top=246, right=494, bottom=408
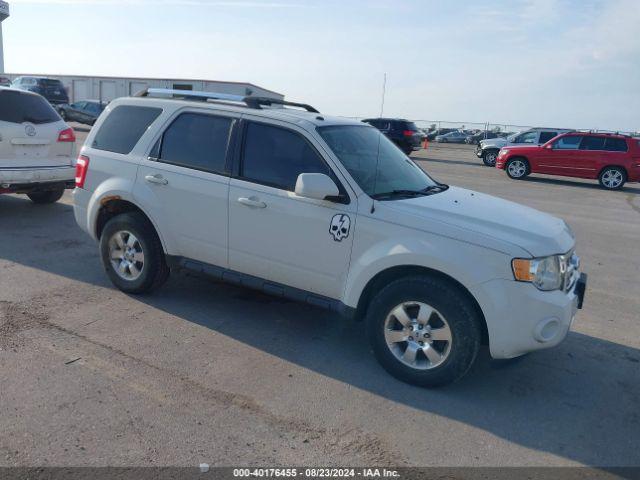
left=73, top=89, right=587, bottom=387
left=0, top=87, right=76, bottom=203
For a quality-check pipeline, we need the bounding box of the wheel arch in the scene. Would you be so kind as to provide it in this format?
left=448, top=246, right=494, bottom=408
left=352, top=265, right=489, bottom=345
left=598, top=164, right=628, bottom=178
left=95, top=198, right=167, bottom=253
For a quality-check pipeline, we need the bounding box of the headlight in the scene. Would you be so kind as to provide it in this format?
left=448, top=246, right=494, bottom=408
left=500, top=149, right=509, bottom=156
left=512, top=255, right=563, bottom=291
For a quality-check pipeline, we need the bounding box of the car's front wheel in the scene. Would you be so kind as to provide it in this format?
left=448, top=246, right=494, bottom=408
left=482, top=149, right=499, bottom=166
left=505, top=157, right=530, bottom=179
left=27, top=189, right=64, bottom=204
left=598, top=167, right=626, bottom=190
left=366, top=275, right=482, bottom=387
left=100, top=212, right=169, bottom=294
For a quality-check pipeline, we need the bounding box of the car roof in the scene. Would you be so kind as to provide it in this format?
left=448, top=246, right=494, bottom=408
left=116, top=95, right=367, bottom=128
left=0, top=85, right=42, bottom=98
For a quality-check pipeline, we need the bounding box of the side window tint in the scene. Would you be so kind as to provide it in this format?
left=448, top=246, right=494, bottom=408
left=242, top=122, right=333, bottom=191
left=516, top=132, right=537, bottom=143
left=553, top=136, right=582, bottom=149
left=92, top=105, right=162, bottom=154
left=604, top=138, right=628, bottom=152
left=579, top=136, right=606, bottom=151
left=539, top=131, right=557, bottom=143
left=159, top=113, right=232, bottom=174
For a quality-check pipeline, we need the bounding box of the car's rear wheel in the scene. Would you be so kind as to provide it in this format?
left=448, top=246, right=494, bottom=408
left=27, top=189, right=64, bottom=204
left=482, top=149, right=499, bottom=166
left=100, top=212, right=169, bottom=294
left=366, top=275, right=482, bottom=387
left=598, top=167, right=626, bottom=190
left=505, top=158, right=530, bottom=179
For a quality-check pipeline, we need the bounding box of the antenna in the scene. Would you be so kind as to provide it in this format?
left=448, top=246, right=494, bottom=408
left=371, top=73, right=387, bottom=214
left=379, top=73, right=387, bottom=117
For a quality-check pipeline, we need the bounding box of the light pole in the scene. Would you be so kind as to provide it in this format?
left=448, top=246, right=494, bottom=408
left=0, top=1, right=9, bottom=74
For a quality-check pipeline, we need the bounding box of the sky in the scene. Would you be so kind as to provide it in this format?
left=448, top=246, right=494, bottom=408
left=3, top=0, right=639, bottom=132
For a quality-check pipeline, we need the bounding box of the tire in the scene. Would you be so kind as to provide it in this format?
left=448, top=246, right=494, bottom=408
left=99, top=212, right=169, bottom=294
left=27, top=189, right=64, bottom=204
left=598, top=166, right=626, bottom=190
left=482, top=149, right=499, bottom=166
left=505, top=157, right=530, bottom=179
left=403, top=148, right=413, bottom=156
left=366, top=275, right=482, bottom=387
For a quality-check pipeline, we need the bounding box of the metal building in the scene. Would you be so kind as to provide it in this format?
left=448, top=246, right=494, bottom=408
left=4, top=72, right=284, bottom=103
left=0, top=1, right=9, bottom=74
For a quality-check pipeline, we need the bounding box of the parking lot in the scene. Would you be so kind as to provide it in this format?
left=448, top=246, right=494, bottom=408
left=1, top=129, right=639, bottom=468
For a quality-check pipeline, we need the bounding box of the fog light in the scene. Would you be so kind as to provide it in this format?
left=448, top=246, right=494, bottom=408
left=533, top=317, right=560, bottom=343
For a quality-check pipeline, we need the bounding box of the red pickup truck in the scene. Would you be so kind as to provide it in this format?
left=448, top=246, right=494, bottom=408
left=495, top=132, right=640, bottom=190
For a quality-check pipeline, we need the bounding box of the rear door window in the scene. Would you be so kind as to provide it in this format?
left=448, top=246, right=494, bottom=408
left=157, top=113, right=233, bottom=174
left=604, top=138, right=628, bottom=152
left=0, top=90, right=60, bottom=124
left=579, top=136, right=606, bottom=151
left=92, top=105, right=162, bottom=154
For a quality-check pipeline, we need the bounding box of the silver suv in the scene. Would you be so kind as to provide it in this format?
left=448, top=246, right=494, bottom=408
left=476, top=128, right=573, bottom=166
left=73, top=89, right=586, bottom=387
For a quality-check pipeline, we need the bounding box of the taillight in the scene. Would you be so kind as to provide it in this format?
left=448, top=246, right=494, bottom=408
left=75, top=155, right=89, bottom=188
left=403, top=130, right=416, bottom=137
left=58, top=127, right=76, bottom=143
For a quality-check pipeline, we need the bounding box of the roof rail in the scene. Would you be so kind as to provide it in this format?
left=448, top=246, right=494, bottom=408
left=244, top=96, right=319, bottom=113
left=133, top=88, right=319, bottom=113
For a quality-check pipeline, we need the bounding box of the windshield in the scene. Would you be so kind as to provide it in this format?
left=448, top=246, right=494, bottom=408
left=317, top=125, right=438, bottom=197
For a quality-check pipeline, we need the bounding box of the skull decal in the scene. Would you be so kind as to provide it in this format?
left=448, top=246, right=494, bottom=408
left=330, top=214, right=351, bottom=242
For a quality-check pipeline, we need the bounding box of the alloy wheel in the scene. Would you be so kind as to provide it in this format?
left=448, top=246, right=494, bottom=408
left=601, top=169, right=623, bottom=189
left=108, top=230, right=145, bottom=281
left=508, top=160, right=527, bottom=178
left=384, top=302, right=452, bottom=370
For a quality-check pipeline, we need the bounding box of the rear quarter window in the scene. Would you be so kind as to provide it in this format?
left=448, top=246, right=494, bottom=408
left=92, top=105, right=162, bottom=155
left=0, top=90, right=60, bottom=124
left=603, top=138, right=628, bottom=152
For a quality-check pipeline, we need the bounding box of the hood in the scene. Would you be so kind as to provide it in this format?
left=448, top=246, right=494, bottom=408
left=381, top=186, right=575, bottom=257
left=501, top=145, right=542, bottom=154
left=481, top=137, right=508, bottom=148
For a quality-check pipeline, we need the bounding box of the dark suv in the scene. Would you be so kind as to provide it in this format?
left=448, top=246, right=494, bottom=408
left=362, top=118, right=422, bottom=155
left=12, top=76, right=69, bottom=105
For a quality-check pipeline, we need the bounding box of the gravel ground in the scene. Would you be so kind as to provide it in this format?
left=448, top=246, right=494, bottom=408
left=1, top=132, right=639, bottom=468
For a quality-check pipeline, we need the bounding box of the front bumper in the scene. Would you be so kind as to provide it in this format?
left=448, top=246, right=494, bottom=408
left=470, top=273, right=587, bottom=359
left=475, top=145, right=483, bottom=157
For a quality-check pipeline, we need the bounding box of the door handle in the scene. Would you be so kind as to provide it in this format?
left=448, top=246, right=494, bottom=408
left=145, top=174, right=168, bottom=185
left=238, top=197, right=267, bottom=209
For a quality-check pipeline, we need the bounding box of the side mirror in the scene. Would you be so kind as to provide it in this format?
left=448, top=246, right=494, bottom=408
left=295, top=173, right=340, bottom=201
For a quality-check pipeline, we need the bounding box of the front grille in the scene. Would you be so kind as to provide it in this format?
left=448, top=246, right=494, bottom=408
left=560, top=251, right=580, bottom=293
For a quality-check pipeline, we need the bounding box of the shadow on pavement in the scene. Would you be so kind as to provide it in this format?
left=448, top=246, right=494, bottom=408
left=1, top=195, right=639, bottom=468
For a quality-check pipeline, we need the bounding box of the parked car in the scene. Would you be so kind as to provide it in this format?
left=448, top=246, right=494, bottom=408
left=496, top=132, right=640, bottom=190
left=465, top=131, right=500, bottom=145
left=435, top=130, right=468, bottom=143
left=426, top=128, right=455, bottom=141
left=476, top=128, right=573, bottom=166
left=58, top=100, right=107, bottom=126
left=0, top=76, right=11, bottom=87
left=11, top=76, right=69, bottom=106
left=361, top=118, right=422, bottom=155
left=0, top=87, right=76, bottom=203
left=73, top=89, right=586, bottom=387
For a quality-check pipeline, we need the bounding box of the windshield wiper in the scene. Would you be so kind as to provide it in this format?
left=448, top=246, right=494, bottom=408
left=371, top=184, right=449, bottom=200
